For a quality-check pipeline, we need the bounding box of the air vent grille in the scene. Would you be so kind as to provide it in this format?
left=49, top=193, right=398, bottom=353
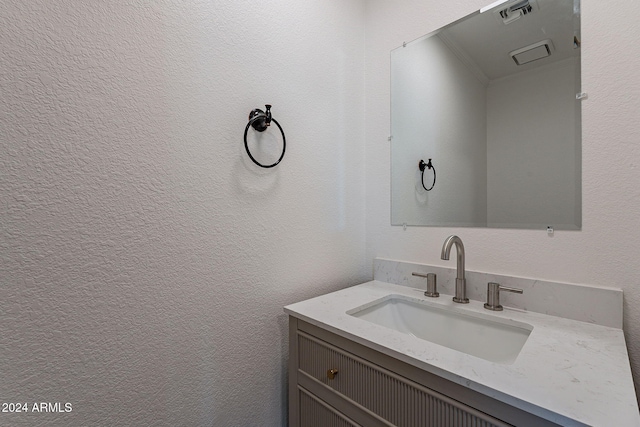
left=509, top=39, right=554, bottom=65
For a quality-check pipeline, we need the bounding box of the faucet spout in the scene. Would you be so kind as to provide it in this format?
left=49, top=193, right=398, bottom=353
left=441, top=235, right=469, bottom=303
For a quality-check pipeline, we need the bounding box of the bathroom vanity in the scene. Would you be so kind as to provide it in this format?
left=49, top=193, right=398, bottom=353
left=284, top=261, right=639, bottom=426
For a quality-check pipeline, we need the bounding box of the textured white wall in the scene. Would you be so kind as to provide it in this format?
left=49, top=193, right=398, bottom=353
left=0, top=1, right=367, bottom=426
left=391, top=35, right=487, bottom=226
left=365, top=0, right=640, bottom=398
left=366, top=0, right=640, bottom=398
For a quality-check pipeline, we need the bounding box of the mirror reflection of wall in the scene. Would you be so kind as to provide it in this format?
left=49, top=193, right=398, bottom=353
left=391, top=0, right=581, bottom=230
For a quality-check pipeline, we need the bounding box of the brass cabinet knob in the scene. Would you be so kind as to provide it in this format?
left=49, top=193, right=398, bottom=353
left=327, top=369, right=339, bottom=380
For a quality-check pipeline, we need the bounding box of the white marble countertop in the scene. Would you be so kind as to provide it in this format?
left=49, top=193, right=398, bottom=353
left=284, top=280, right=640, bottom=427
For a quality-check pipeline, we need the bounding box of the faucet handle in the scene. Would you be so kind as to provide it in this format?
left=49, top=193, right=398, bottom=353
left=412, top=272, right=439, bottom=297
left=484, top=282, right=523, bottom=311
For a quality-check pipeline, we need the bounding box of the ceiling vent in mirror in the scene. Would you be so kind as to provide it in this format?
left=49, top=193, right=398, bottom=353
left=497, top=0, right=536, bottom=24
left=509, top=39, right=554, bottom=65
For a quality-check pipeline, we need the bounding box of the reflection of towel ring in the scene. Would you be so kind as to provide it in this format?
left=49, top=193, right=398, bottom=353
left=244, top=105, right=286, bottom=168
left=419, top=159, right=436, bottom=191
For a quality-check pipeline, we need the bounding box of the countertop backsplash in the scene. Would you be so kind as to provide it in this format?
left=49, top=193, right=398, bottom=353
left=374, top=258, right=623, bottom=329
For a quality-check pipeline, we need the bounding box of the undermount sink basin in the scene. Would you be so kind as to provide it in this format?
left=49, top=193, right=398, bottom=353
left=347, top=294, right=532, bottom=364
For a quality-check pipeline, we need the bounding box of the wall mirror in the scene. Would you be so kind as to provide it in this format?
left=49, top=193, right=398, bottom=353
left=391, top=0, right=581, bottom=229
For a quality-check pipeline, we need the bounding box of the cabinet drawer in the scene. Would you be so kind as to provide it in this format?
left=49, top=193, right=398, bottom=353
left=297, top=330, right=510, bottom=427
left=299, top=386, right=362, bottom=427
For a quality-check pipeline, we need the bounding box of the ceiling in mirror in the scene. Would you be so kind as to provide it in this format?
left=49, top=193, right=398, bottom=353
left=441, top=0, right=577, bottom=81
left=391, top=0, right=581, bottom=230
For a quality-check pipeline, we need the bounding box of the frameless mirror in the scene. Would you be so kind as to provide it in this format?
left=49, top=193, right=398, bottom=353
left=391, top=0, right=581, bottom=229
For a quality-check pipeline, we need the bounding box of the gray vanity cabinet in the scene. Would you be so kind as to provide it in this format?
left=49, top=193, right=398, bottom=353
left=288, top=317, right=560, bottom=427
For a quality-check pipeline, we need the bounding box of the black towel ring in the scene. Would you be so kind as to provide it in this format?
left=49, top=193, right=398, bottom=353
left=244, top=105, right=286, bottom=168
left=419, top=159, right=436, bottom=191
